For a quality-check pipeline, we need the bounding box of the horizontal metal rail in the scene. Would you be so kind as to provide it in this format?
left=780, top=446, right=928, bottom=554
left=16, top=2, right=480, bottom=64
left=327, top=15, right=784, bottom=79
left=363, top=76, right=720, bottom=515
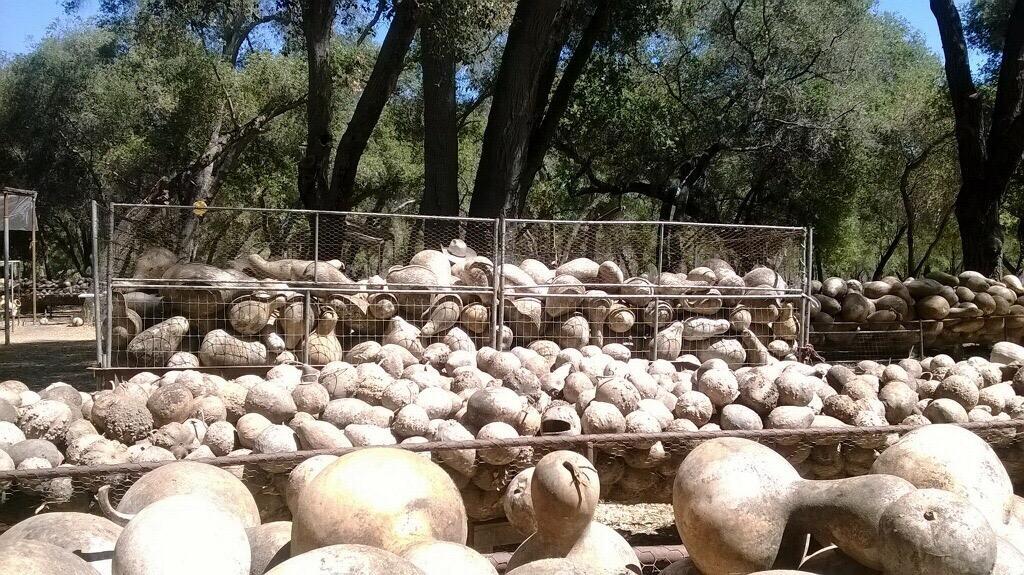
left=2, top=420, right=1019, bottom=482
left=110, top=203, right=496, bottom=223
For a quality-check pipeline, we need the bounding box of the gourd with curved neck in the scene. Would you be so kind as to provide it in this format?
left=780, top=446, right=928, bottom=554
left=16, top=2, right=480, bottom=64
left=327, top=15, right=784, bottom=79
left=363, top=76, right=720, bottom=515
left=506, top=451, right=639, bottom=575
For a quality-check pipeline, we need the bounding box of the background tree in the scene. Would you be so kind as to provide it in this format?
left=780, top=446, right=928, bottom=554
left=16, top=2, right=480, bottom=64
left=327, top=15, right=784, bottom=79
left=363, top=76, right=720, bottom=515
left=931, top=0, right=1024, bottom=274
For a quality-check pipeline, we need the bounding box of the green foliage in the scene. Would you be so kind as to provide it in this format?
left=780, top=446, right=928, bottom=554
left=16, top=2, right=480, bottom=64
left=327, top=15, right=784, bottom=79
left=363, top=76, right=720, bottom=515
left=0, top=0, right=1010, bottom=278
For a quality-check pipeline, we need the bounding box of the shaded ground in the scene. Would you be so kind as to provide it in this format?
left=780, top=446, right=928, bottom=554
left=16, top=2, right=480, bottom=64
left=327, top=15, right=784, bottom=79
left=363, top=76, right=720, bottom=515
left=0, top=323, right=96, bottom=390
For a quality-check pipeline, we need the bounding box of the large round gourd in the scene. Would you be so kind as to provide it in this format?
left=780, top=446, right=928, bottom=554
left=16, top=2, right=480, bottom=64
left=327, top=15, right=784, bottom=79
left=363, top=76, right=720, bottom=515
left=0, top=539, right=102, bottom=575
left=112, top=494, right=250, bottom=575
left=0, top=512, right=121, bottom=575
left=290, top=447, right=468, bottom=555
left=100, top=461, right=260, bottom=528
left=871, top=424, right=1013, bottom=529
left=266, top=544, right=425, bottom=575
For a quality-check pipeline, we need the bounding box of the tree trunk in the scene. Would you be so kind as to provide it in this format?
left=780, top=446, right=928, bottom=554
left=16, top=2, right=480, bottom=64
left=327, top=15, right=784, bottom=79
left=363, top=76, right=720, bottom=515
left=873, top=225, right=907, bottom=280
left=298, top=0, right=336, bottom=212
left=932, top=0, right=1024, bottom=275
left=419, top=22, right=460, bottom=243
left=955, top=178, right=1004, bottom=275
left=510, top=0, right=610, bottom=217
left=468, top=0, right=570, bottom=218
left=326, top=0, right=420, bottom=212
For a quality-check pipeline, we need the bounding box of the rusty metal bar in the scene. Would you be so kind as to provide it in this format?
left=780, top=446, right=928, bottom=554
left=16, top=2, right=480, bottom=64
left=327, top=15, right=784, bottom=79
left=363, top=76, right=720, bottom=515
left=1, top=420, right=1020, bottom=482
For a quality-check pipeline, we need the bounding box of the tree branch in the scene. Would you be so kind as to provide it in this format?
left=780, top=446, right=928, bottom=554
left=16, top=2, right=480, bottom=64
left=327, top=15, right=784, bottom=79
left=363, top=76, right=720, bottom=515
left=873, top=224, right=907, bottom=280
left=357, top=0, right=388, bottom=46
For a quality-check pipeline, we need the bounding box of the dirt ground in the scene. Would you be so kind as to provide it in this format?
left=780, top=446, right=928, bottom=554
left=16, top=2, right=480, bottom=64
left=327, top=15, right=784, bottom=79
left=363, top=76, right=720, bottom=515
left=0, top=323, right=97, bottom=390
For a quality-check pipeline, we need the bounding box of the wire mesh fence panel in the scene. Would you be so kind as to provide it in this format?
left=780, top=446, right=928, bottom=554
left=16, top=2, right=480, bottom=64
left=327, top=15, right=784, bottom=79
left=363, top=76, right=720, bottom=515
left=499, top=219, right=809, bottom=364
left=3, top=421, right=1024, bottom=566
left=96, top=204, right=500, bottom=369
left=659, top=221, right=808, bottom=288
left=501, top=220, right=662, bottom=280
left=808, top=315, right=1024, bottom=365
left=96, top=207, right=811, bottom=371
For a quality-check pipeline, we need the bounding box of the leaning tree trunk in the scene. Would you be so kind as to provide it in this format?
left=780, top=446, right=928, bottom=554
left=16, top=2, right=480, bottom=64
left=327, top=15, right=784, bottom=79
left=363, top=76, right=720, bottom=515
left=327, top=0, right=420, bottom=212
left=468, top=0, right=569, bottom=219
left=419, top=22, right=460, bottom=243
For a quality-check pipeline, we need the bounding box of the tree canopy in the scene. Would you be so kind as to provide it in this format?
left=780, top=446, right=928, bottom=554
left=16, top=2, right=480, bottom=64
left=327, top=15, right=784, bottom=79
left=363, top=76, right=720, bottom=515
left=1, top=0, right=1023, bottom=279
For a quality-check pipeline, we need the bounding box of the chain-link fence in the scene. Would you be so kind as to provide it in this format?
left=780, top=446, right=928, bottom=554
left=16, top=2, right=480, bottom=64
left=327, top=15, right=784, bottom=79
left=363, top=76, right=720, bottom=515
left=1, top=420, right=1022, bottom=572
left=93, top=204, right=810, bottom=375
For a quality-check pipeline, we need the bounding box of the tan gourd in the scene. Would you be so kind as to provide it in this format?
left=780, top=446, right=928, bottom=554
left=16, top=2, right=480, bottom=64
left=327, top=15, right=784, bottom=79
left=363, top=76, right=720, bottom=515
left=460, top=302, right=490, bottom=334
left=112, top=494, right=251, bottom=575
left=367, top=290, right=399, bottom=320
left=249, top=254, right=350, bottom=284
left=679, top=288, right=723, bottom=315
left=508, top=297, right=544, bottom=340
left=582, top=291, right=613, bottom=346
left=545, top=275, right=586, bottom=317
left=557, top=315, right=590, bottom=349
left=672, top=436, right=1009, bottom=575
left=621, top=277, right=655, bottom=307
left=0, top=540, right=102, bottom=575
left=506, top=451, right=639, bottom=575
left=278, top=295, right=310, bottom=349
left=200, top=330, right=268, bottom=366
left=229, top=291, right=286, bottom=336
left=306, top=307, right=343, bottom=364
left=160, top=262, right=245, bottom=320
left=554, top=258, right=601, bottom=282
left=773, top=303, right=798, bottom=340
left=0, top=512, right=121, bottom=575
left=383, top=317, right=425, bottom=358
left=421, top=293, right=462, bottom=337
left=109, top=292, right=142, bottom=350
left=605, top=303, right=636, bottom=334
left=330, top=294, right=381, bottom=335
left=386, top=264, right=439, bottom=312
left=410, top=249, right=454, bottom=285
left=266, top=544, right=424, bottom=575
left=127, top=316, right=189, bottom=364
left=98, top=461, right=259, bottom=528
left=291, top=448, right=467, bottom=555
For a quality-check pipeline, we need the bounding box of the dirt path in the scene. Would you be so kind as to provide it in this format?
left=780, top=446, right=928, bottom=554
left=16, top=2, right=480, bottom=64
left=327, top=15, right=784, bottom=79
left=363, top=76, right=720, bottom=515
left=0, top=323, right=96, bottom=390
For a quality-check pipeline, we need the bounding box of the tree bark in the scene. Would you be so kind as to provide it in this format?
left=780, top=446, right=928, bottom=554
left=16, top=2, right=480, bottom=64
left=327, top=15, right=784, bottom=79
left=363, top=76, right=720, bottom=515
left=931, top=0, right=1024, bottom=275
left=468, top=0, right=572, bottom=218
left=873, top=225, right=908, bottom=281
left=508, top=0, right=610, bottom=217
left=899, top=132, right=952, bottom=277
left=419, top=21, right=460, bottom=242
left=326, top=0, right=420, bottom=212
left=297, top=0, right=336, bottom=212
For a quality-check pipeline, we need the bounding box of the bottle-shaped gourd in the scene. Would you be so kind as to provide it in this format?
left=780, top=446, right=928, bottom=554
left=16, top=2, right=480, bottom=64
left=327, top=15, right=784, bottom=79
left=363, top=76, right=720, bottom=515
left=505, top=451, right=639, bottom=575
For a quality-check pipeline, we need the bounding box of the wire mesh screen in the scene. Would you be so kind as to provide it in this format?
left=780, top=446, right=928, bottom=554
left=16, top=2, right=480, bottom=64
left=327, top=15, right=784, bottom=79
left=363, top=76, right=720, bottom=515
left=2, top=421, right=1023, bottom=569
left=96, top=204, right=500, bottom=369
left=94, top=206, right=809, bottom=371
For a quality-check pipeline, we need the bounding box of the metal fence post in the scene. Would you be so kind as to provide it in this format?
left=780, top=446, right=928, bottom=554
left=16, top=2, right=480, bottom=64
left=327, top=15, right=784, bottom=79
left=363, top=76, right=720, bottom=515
left=490, top=217, right=501, bottom=348
left=3, top=196, right=9, bottom=346
left=652, top=222, right=665, bottom=361
left=106, top=207, right=114, bottom=367
left=495, top=217, right=507, bottom=350
left=91, top=201, right=103, bottom=365
left=801, top=227, right=814, bottom=352
left=313, top=212, right=320, bottom=278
